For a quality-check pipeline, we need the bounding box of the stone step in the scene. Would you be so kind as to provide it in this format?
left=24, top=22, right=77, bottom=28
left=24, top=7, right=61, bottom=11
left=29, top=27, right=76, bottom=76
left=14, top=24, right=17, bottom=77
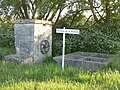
left=4, top=54, right=34, bottom=64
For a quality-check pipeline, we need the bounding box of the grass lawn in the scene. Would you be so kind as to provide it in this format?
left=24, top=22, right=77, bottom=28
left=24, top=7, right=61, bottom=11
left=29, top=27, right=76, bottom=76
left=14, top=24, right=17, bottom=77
left=0, top=47, right=120, bottom=90
left=0, top=61, right=120, bottom=90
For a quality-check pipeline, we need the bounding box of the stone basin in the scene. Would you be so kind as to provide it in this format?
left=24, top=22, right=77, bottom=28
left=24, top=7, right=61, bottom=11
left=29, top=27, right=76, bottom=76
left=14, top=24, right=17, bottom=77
left=53, top=52, right=112, bottom=71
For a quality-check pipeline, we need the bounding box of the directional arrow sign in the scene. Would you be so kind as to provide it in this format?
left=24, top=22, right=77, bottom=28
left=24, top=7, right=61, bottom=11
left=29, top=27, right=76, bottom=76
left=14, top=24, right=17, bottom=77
left=56, top=27, right=80, bottom=70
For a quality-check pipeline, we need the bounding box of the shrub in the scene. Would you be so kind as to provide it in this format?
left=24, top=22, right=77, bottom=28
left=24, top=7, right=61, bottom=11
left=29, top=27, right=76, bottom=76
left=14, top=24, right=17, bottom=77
left=52, top=26, right=120, bottom=56
left=43, top=55, right=56, bottom=63
left=0, top=20, right=14, bottom=47
left=78, top=29, right=119, bottom=53
left=0, top=47, right=15, bottom=60
left=0, top=28, right=15, bottom=47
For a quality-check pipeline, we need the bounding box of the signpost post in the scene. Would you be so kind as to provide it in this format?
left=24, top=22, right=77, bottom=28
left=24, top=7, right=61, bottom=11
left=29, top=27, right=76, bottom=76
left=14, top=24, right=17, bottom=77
left=56, top=27, right=79, bottom=70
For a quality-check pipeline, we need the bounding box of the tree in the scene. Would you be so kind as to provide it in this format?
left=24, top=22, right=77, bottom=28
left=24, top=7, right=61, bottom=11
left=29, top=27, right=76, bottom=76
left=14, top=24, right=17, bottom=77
left=87, top=0, right=120, bottom=25
left=0, top=0, right=120, bottom=27
left=0, top=0, right=67, bottom=25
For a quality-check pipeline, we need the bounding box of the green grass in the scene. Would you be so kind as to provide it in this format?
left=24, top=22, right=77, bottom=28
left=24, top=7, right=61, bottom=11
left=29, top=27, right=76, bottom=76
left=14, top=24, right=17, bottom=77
left=0, top=47, right=120, bottom=90
left=0, top=61, right=120, bottom=90
left=104, top=54, right=120, bottom=71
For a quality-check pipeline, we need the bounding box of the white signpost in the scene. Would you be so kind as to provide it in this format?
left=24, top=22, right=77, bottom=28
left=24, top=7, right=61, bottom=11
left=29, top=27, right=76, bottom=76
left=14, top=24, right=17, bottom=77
left=56, top=27, right=80, bottom=70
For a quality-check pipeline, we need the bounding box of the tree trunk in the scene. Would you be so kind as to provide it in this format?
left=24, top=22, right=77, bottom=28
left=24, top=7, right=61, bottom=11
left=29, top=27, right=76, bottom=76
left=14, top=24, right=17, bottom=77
left=105, top=0, right=110, bottom=23
left=48, top=5, right=60, bottom=21
left=54, top=8, right=62, bottom=27
left=19, top=7, right=25, bottom=19
left=21, top=0, right=29, bottom=19
left=88, top=0, right=100, bottom=24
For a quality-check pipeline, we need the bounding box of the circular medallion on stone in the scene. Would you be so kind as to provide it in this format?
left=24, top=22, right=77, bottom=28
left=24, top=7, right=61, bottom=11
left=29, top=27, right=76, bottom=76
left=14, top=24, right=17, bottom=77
left=40, top=40, right=50, bottom=54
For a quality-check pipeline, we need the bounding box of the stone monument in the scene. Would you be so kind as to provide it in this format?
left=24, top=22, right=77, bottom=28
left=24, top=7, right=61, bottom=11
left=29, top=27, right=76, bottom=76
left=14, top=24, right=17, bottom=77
left=5, top=19, right=52, bottom=63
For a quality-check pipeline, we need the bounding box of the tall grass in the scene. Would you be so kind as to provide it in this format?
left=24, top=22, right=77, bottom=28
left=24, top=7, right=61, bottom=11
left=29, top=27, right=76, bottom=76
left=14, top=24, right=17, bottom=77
left=104, top=54, right=120, bottom=71
left=0, top=61, right=120, bottom=90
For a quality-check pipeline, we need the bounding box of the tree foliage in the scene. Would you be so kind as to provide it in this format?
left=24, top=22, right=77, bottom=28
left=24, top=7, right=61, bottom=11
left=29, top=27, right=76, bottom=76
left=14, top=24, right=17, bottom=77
left=0, top=0, right=120, bottom=26
left=0, top=0, right=67, bottom=25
